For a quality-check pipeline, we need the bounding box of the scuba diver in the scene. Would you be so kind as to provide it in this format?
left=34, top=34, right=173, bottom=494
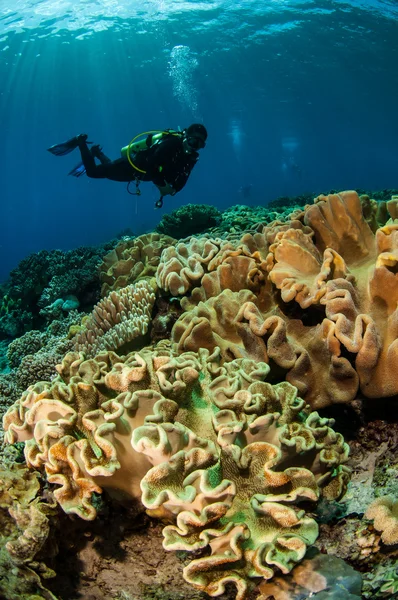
left=47, top=124, right=208, bottom=208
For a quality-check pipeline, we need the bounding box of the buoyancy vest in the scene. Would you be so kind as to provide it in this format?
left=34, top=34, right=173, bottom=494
left=120, top=130, right=182, bottom=173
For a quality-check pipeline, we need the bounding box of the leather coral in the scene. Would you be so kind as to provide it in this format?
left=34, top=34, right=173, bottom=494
left=100, top=233, right=175, bottom=295
left=268, top=190, right=398, bottom=400
left=171, top=190, right=398, bottom=407
left=3, top=347, right=350, bottom=599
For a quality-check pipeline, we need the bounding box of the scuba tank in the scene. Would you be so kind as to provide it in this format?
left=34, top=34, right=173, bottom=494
left=121, top=129, right=182, bottom=207
left=121, top=129, right=181, bottom=172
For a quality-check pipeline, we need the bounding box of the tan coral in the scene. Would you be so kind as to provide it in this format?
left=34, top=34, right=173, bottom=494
left=365, top=496, right=398, bottom=545
left=73, top=280, right=156, bottom=357
left=3, top=348, right=350, bottom=600
left=305, top=190, right=375, bottom=262
left=82, top=189, right=398, bottom=408
left=263, top=190, right=398, bottom=402
left=318, top=222, right=398, bottom=398
left=156, top=237, right=231, bottom=295
left=267, top=228, right=349, bottom=309
left=172, top=287, right=359, bottom=409
left=155, top=233, right=274, bottom=297
left=100, top=233, right=175, bottom=295
left=155, top=227, right=281, bottom=300
left=169, top=191, right=389, bottom=409
left=173, top=289, right=275, bottom=363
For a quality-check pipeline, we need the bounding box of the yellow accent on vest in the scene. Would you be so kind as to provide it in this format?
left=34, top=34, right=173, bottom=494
left=121, top=130, right=180, bottom=174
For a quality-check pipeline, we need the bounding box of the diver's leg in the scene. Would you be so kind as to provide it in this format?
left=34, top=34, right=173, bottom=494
left=77, top=137, right=137, bottom=182
left=91, top=144, right=112, bottom=164
left=77, top=137, right=105, bottom=178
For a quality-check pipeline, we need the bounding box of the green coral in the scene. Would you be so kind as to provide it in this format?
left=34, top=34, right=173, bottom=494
left=363, top=560, right=398, bottom=598
left=205, top=203, right=304, bottom=237
left=4, top=348, right=350, bottom=600
left=156, top=203, right=221, bottom=238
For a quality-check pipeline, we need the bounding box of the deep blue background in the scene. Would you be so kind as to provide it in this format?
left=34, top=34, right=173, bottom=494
left=0, top=0, right=397, bottom=281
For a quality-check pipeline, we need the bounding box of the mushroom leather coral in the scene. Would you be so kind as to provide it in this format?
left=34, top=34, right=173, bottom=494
left=365, top=496, right=398, bottom=545
left=100, top=233, right=175, bottom=295
left=269, top=191, right=398, bottom=399
left=3, top=347, right=350, bottom=599
left=155, top=233, right=271, bottom=297
left=0, top=463, right=57, bottom=600
left=172, top=280, right=359, bottom=409
left=171, top=190, right=398, bottom=407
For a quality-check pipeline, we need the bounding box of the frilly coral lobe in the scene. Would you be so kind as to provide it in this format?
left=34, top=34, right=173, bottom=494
left=4, top=345, right=349, bottom=598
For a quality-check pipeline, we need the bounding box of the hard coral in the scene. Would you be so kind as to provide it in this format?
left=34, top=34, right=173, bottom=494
left=9, top=244, right=113, bottom=314
left=156, top=203, right=221, bottom=238
left=3, top=347, right=350, bottom=599
left=74, top=280, right=156, bottom=357
left=7, top=330, right=48, bottom=369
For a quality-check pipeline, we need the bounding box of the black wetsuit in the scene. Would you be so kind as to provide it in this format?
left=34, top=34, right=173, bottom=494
left=78, top=134, right=199, bottom=193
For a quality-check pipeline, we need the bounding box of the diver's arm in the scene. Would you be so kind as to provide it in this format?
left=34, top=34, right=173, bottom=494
left=168, top=155, right=198, bottom=192
left=154, top=164, right=193, bottom=196
left=156, top=182, right=176, bottom=197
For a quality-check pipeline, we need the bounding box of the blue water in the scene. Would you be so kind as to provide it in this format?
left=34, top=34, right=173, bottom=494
left=0, top=0, right=397, bottom=281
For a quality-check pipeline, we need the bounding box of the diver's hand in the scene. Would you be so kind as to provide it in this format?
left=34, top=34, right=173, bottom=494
left=156, top=182, right=176, bottom=197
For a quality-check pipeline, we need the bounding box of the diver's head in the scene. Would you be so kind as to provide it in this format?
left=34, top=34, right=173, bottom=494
left=183, top=123, right=207, bottom=153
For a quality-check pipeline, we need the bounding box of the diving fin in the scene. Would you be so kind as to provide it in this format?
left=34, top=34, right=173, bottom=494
left=47, top=136, right=80, bottom=156
left=68, top=161, right=86, bottom=178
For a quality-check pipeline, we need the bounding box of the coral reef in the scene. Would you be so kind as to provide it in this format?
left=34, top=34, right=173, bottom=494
left=3, top=188, right=398, bottom=599
left=365, top=495, right=398, bottom=545
left=206, top=204, right=304, bottom=238
left=156, top=203, right=222, bottom=238
left=0, top=292, right=33, bottom=338
left=0, top=460, right=58, bottom=600
left=161, top=190, right=398, bottom=408
left=7, top=330, right=47, bottom=369
left=74, top=280, right=156, bottom=356
left=362, top=559, right=398, bottom=598
left=3, top=347, right=349, bottom=599
left=0, top=242, right=117, bottom=338
left=100, top=233, right=175, bottom=295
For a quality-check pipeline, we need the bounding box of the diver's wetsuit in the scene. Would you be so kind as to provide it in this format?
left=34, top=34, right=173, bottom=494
left=78, top=135, right=199, bottom=193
